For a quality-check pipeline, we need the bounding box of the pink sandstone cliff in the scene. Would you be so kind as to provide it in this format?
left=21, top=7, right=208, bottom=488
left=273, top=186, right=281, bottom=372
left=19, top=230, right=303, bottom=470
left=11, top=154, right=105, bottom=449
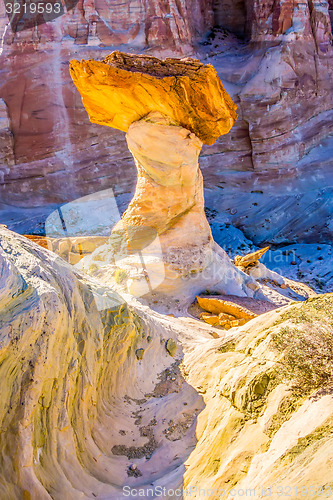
left=0, top=0, right=332, bottom=245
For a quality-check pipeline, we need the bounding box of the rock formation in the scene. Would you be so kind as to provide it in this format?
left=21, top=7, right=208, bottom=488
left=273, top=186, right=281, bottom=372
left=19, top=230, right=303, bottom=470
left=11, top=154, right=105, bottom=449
left=0, top=0, right=212, bottom=222
left=0, top=226, right=203, bottom=498
left=60, top=0, right=213, bottom=50
left=0, top=99, right=14, bottom=170
left=1, top=226, right=333, bottom=498
left=183, top=293, right=333, bottom=497
left=234, top=246, right=270, bottom=271
left=70, top=52, right=237, bottom=145
left=1, top=3, right=333, bottom=497
left=202, top=0, right=333, bottom=246
left=69, top=52, right=259, bottom=298
left=197, top=295, right=257, bottom=328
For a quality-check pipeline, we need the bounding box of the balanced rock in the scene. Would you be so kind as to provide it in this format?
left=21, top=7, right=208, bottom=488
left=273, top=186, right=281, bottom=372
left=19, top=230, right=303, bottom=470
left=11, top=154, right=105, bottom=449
left=70, top=52, right=257, bottom=299
left=70, top=51, right=238, bottom=146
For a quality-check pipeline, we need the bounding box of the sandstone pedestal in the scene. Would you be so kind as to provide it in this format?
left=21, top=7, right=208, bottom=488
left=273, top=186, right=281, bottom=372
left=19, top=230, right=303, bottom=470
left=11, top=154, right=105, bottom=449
left=70, top=51, right=257, bottom=298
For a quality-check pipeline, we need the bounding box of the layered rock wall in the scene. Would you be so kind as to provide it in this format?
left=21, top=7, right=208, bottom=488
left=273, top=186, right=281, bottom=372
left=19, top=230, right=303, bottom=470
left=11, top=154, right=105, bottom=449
left=61, top=0, right=213, bottom=49
left=0, top=0, right=212, bottom=210
left=0, top=0, right=332, bottom=246
left=201, top=0, right=333, bottom=244
left=0, top=99, right=14, bottom=172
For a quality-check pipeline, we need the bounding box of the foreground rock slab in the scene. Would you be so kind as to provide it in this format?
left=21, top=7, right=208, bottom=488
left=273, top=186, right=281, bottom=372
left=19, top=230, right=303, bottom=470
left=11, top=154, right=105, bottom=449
left=1, top=229, right=332, bottom=498
left=0, top=228, right=203, bottom=498
left=182, top=293, right=333, bottom=498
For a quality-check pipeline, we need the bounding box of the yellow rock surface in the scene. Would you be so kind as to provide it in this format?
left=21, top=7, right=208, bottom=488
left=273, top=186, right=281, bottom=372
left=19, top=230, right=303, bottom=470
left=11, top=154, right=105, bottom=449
left=219, top=317, right=247, bottom=328
left=197, top=296, right=258, bottom=320
left=234, top=246, right=270, bottom=268
left=0, top=227, right=204, bottom=497
left=218, top=312, right=236, bottom=322
left=70, top=51, right=238, bottom=146
left=183, top=295, right=333, bottom=498
left=200, top=313, right=220, bottom=326
left=23, top=235, right=49, bottom=249
left=1, top=228, right=332, bottom=497
left=200, top=311, right=248, bottom=329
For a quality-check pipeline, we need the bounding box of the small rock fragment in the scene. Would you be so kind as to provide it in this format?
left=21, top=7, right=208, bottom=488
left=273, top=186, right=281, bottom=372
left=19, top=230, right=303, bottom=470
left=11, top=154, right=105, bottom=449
left=247, top=282, right=260, bottom=291
left=219, top=317, right=247, bottom=328
left=229, top=319, right=240, bottom=328
left=200, top=313, right=220, bottom=326
left=218, top=313, right=236, bottom=322
left=135, top=348, right=145, bottom=360
left=127, top=464, right=142, bottom=477
left=165, top=339, right=177, bottom=357
left=234, top=246, right=270, bottom=269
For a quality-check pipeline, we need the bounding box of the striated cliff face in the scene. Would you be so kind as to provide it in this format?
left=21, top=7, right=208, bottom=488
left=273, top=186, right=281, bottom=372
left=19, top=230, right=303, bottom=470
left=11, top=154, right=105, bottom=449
left=1, top=224, right=333, bottom=498
left=0, top=0, right=212, bottom=210
left=0, top=0, right=333, bottom=246
left=61, top=0, right=213, bottom=50
left=201, top=0, right=333, bottom=245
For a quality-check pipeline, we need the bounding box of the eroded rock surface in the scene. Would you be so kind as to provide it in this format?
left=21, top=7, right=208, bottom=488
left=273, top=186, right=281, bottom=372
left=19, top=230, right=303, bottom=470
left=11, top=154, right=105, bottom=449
left=0, top=227, right=204, bottom=498
left=0, top=229, right=332, bottom=497
left=182, top=293, right=333, bottom=497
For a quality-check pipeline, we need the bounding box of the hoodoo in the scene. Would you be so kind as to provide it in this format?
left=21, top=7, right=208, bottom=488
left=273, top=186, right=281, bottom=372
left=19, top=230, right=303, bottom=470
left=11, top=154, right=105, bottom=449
left=70, top=52, right=255, bottom=298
